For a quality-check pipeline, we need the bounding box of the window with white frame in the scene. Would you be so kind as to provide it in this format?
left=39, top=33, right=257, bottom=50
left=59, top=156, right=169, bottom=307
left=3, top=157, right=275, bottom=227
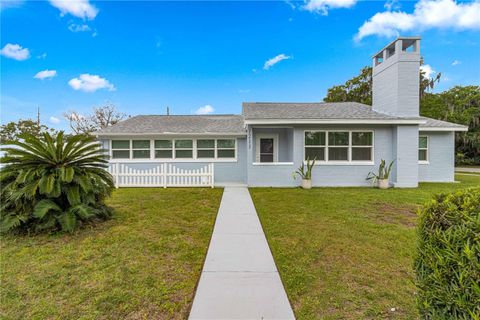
left=175, top=140, right=193, bottom=158
left=112, top=140, right=130, bottom=159
left=217, top=139, right=236, bottom=158
left=304, top=131, right=326, bottom=161
left=419, top=136, right=428, bottom=162
left=197, top=139, right=215, bottom=158
left=155, top=140, right=173, bottom=159
left=351, top=132, right=373, bottom=161
left=132, top=140, right=150, bottom=159
left=304, top=131, right=373, bottom=162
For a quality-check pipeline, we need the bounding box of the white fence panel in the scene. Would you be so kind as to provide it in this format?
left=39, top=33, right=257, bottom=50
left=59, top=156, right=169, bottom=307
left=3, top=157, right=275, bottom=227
left=108, top=163, right=214, bottom=188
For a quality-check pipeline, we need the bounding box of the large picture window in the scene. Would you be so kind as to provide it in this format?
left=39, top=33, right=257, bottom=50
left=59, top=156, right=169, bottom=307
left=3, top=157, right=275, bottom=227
left=419, top=136, right=428, bottom=162
left=304, top=131, right=373, bottom=163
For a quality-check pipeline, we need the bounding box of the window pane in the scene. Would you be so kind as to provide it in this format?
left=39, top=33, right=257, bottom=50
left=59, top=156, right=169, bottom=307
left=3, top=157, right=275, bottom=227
left=260, top=139, right=274, bottom=153
left=197, top=150, right=215, bottom=158
left=132, top=140, right=150, bottom=149
left=352, top=147, right=372, bottom=161
left=419, top=150, right=427, bottom=161
left=175, top=150, right=193, bottom=158
left=197, top=139, right=215, bottom=148
left=112, top=140, right=129, bottom=149
left=352, top=132, right=372, bottom=146
left=328, top=132, right=349, bottom=146
left=217, top=139, right=235, bottom=148
left=175, top=140, right=193, bottom=148
left=218, top=150, right=235, bottom=158
left=133, top=150, right=150, bottom=158
left=112, top=150, right=129, bottom=159
left=260, top=154, right=273, bottom=162
left=328, top=147, right=348, bottom=160
left=305, top=147, right=325, bottom=161
left=155, top=140, right=172, bottom=148
left=155, top=150, right=172, bottom=158
left=305, top=132, right=326, bottom=146
left=419, top=136, right=428, bottom=148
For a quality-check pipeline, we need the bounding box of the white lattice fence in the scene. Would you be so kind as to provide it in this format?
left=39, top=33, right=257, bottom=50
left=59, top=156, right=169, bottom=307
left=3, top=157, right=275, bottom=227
left=108, top=163, right=214, bottom=188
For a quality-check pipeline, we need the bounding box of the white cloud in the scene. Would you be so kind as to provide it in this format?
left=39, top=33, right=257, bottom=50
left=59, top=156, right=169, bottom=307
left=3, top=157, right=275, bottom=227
left=49, top=116, right=60, bottom=124
left=68, top=74, right=115, bottom=92
left=37, top=53, right=47, bottom=59
left=195, top=105, right=214, bottom=115
left=68, top=23, right=91, bottom=32
left=356, top=0, right=480, bottom=41
left=420, top=64, right=435, bottom=79
left=303, top=0, right=357, bottom=15
left=49, top=0, right=98, bottom=20
left=384, top=0, right=401, bottom=11
left=34, top=69, right=57, bottom=80
left=0, top=0, right=24, bottom=10
left=452, top=60, right=461, bottom=66
left=263, top=54, right=292, bottom=70
left=0, top=43, right=30, bottom=60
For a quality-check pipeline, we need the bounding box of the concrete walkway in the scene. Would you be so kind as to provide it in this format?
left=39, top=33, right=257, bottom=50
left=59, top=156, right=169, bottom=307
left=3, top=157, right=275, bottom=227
left=189, top=187, right=295, bottom=320
left=455, top=167, right=480, bottom=173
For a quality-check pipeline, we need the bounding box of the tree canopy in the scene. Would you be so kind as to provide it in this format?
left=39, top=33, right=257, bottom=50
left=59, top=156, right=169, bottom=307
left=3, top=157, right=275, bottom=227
left=64, top=103, right=128, bottom=135
left=0, top=119, right=56, bottom=143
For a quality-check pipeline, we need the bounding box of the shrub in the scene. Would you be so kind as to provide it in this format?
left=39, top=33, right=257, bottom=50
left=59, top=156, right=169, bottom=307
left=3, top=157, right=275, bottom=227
left=0, top=132, right=114, bottom=233
left=415, top=188, right=480, bottom=319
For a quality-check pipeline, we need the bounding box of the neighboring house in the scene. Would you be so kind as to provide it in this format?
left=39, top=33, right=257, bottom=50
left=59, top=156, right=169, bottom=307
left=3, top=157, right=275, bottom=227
left=96, top=37, right=467, bottom=188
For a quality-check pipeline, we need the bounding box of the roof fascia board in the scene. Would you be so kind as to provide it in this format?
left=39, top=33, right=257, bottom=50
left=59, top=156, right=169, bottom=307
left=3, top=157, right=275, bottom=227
left=96, top=132, right=247, bottom=137
left=244, top=119, right=427, bottom=125
left=420, top=127, right=468, bottom=132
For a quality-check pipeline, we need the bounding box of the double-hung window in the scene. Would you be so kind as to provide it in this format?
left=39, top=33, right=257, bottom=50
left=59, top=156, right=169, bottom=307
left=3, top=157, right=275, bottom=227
left=175, top=140, right=193, bottom=158
left=328, top=132, right=349, bottom=161
left=304, top=131, right=326, bottom=161
left=351, top=132, right=373, bottom=161
left=132, top=140, right=150, bottom=159
left=419, top=136, right=428, bottom=162
left=217, top=139, right=235, bottom=158
left=197, top=139, right=215, bottom=158
left=112, top=140, right=130, bottom=159
left=155, top=140, right=173, bottom=159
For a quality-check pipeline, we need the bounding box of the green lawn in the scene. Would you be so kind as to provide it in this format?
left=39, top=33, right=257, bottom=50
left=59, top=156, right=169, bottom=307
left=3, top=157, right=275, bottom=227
left=0, top=188, right=223, bottom=320
left=250, top=175, right=480, bottom=320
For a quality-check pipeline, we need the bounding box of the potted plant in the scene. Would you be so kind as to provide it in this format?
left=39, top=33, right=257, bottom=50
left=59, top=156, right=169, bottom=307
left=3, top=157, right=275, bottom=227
left=293, top=158, right=316, bottom=189
left=366, top=159, right=394, bottom=189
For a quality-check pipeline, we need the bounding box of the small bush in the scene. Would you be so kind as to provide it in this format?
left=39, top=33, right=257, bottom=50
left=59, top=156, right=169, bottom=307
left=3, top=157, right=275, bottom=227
left=415, top=188, right=480, bottom=319
left=0, top=132, right=114, bottom=233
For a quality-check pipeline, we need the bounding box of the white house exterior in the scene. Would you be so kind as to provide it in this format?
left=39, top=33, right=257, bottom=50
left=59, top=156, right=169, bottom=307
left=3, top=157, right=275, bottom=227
left=96, top=37, right=468, bottom=188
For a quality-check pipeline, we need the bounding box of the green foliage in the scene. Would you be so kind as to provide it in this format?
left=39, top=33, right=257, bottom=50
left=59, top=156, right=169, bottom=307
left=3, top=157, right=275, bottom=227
left=294, top=157, right=316, bottom=180
left=415, top=188, right=480, bottom=319
left=0, top=132, right=114, bottom=233
left=324, top=66, right=373, bottom=105
left=366, top=159, right=394, bottom=183
left=0, top=119, right=56, bottom=143
left=421, top=86, right=480, bottom=165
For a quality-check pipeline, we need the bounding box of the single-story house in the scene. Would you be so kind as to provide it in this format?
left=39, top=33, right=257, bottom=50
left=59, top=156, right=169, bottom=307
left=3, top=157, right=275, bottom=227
left=96, top=37, right=468, bottom=188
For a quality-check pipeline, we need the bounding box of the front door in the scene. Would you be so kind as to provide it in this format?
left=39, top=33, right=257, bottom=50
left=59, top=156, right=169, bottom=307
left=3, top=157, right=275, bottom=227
left=259, top=138, right=274, bottom=162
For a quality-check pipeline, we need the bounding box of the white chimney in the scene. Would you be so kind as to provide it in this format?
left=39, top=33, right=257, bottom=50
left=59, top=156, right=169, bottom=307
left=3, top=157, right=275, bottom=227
left=372, top=37, right=421, bottom=117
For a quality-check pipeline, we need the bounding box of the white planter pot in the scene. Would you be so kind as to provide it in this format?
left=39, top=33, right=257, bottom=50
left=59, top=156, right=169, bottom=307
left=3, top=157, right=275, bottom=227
left=301, top=179, right=312, bottom=189
left=378, top=179, right=390, bottom=189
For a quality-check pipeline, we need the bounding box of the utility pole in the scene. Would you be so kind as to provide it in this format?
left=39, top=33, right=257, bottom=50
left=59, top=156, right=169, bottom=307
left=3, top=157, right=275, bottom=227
left=166, top=106, right=170, bottom=115
left=37, top=107, right=40, bottom=126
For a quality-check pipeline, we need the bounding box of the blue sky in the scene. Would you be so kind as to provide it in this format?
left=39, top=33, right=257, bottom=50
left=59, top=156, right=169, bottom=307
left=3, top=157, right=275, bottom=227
left=1, top=0, right=479, bottom=131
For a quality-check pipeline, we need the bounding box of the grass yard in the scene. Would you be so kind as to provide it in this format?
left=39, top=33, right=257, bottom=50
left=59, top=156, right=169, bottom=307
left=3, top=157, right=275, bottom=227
left=250, top=175, right=480, bottom=320
left=0, top=188, right=223, bottom=320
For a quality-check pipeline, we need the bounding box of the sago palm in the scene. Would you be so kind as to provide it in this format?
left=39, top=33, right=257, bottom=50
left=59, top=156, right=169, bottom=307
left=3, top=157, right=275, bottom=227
left=0, top=132, right=114, bottom=233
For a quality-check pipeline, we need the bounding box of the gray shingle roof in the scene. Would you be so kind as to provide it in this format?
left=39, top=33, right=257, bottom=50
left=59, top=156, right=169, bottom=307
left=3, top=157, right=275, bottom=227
left=420, top=117, right=468, bottom=130
left=242, top=102, right=419, bottom=120
left=96, top=115, right=246, bottom=136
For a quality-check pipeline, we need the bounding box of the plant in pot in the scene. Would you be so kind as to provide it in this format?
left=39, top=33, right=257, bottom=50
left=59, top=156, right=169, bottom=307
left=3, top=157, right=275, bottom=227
left=366, top=159, right=394, bottom=189
left=293, top=157, right=316, bottom=189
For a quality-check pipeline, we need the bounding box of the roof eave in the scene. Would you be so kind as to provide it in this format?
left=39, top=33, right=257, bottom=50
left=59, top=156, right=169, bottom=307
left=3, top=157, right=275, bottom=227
left=95, top=132, right=247, bottom=137
left=419, top=126, right=469, bottom=132
left=244, top=119, right=427, bottom=125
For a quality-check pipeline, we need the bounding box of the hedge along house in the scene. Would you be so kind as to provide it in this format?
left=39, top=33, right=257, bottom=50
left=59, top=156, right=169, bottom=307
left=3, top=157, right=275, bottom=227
left=96, top=37, right=467, bottom=188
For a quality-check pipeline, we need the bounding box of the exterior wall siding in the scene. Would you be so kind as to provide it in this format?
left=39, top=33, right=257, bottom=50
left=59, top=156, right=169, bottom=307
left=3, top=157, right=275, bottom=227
left=393, top=125, right=419, bottom=187
left=418, top=131, right=455, bottom=182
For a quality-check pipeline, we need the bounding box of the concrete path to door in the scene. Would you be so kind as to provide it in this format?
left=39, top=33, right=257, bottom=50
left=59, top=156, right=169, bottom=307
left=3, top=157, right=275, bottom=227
left=189, top=187, right=295, bottom=320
